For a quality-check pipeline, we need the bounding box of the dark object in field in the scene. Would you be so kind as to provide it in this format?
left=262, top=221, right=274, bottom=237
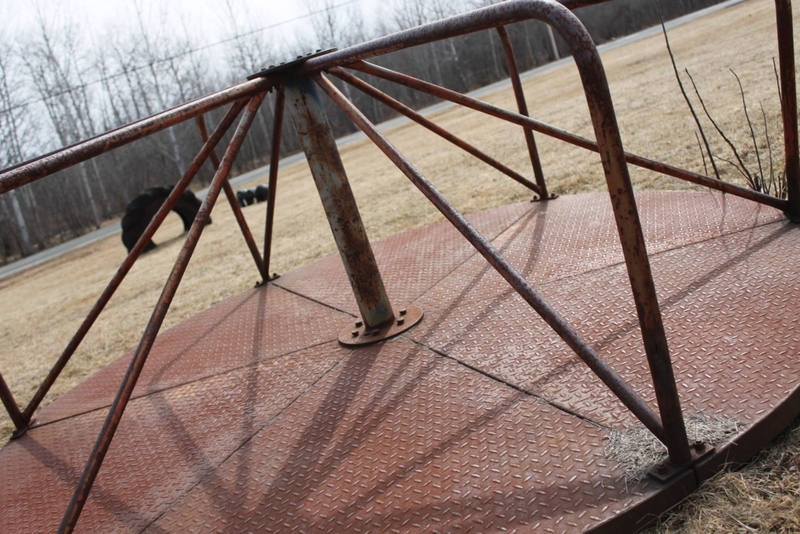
left=236, top=185, right=269, bottom=207
left=121, top=186, right=209, bottom=253
left=236, top=189, right=256, bottom=207
left=255, top=184, right=269, bottom=203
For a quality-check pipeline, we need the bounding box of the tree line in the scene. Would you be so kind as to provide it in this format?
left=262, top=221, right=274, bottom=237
left=0, top=0, right=725, bottom=265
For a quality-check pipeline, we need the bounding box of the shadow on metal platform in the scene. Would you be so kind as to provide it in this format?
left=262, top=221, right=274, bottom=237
left=1, top=191, right=798, bottom=533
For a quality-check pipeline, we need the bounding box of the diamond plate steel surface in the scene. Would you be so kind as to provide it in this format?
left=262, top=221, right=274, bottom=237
left=2, top=191, right=798, bottom=533
left=408, top=193, right=799, bottom=431
left=34, top=285, right=352, bottom=427
left=0, top=342, right=351, bottom=533
left=275, top=201, right=536, bottom=315
left=145, top=339, right=660, bottom=533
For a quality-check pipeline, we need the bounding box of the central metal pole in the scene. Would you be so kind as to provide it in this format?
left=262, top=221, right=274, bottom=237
left=284, top=76, right=395, bottom=332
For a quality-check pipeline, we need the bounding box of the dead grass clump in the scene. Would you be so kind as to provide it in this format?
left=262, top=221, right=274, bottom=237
left=645, top=418, right=800, bottom=534
left=605, top=414, right=740, bottom=482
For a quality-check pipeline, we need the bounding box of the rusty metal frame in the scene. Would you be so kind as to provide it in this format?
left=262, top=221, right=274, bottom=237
left=263, top=87, right=286, bottom=280
left=0, top=0, right=797, bottom=530
left=346, top=60, right=791, bottom=212
left=58, top=92, right=268, bottom=533
left=303, top=0, right=697, bottom=464
left=496, top=25, right=551, bottom=200
left=775, top=0, right=800, bottom=219
left=195, top=114, right=267, bottom=280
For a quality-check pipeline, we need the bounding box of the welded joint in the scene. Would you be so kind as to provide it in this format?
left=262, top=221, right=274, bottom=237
left=248, top=48, right=337, bottom=79
left=531, top=193, right=559, bottom=202
left=648, top=440, right=715, bottom=484
left=340, top=305, right=424, bottom=346
left=10, top=419, right=34, bottom=440
left=254, top=273, right=281, bottom=287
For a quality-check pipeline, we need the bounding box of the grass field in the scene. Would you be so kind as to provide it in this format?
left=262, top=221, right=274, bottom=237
left=1, top=0, right=798, bottom=530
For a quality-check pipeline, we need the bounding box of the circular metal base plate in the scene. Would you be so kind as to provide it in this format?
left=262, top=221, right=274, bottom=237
left=338, top=305, right=423, bottom=346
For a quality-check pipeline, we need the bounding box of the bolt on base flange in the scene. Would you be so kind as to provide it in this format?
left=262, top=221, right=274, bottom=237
left=339, top=305, right=423, bottom=346
left=648, top=440, right=715, bottom=483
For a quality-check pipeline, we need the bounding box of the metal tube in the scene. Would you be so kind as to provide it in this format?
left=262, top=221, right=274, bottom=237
left=351, top=60, right=790, bottom=212
left=195, top=114, right=266, bottom=280
left=496, top=26, right=549, bottom=199
left=547, top=6, right=689, bottom=465
left=264, top=87, right=286, bottom=279
left=317, top=0, right=691, bottom=464
left=0, top=371, right=25, bottom=431
left=0, top=77, right=273, bottom=194
left=58, top=92, right=266, bottom=534
left=285, top=75, right=395, bottom=331
left=317, top=72, right=666, bottom=442
left=329, top=67, right=541, bottom=194
left=303, top=1, right=607, bottom=74
left=560, top=0, right=611, bottom=8
left=775, top=0, right=800, bottom=220
left=20, top=100, right=248, bottom=426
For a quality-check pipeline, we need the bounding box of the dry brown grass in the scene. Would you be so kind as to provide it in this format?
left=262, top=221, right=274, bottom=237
left=644, top=418, right=800, bottom=533
left=606, top=414, right=741, bottom=483
left=1, top=0, right=798, bottom=531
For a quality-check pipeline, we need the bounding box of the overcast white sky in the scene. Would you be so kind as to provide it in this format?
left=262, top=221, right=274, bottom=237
left=4, top=0, right=381, bottom=57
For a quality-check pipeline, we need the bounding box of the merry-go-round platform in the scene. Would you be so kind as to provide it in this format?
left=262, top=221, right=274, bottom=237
left=1, top=190, right=799, bottom=533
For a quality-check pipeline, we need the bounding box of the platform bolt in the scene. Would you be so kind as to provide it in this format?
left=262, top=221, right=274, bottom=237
left=397, top=318, right=405, bottom=325
left=355, top=320, right=363, bottom=327
left=351, top=330, right=359, bottom=337
left=399, top=308, right=407, bottom=316
left=693, top=440, right=704, bottom=451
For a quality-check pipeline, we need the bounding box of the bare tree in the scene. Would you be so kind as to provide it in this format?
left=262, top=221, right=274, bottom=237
left=19, top=5, right=105, bottom=227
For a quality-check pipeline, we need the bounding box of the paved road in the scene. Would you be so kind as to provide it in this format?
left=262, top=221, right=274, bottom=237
left=0, top=0, right=745, bottom=282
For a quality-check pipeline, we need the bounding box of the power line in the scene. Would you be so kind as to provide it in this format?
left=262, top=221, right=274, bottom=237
left=0, top=0, right=361, bottom=116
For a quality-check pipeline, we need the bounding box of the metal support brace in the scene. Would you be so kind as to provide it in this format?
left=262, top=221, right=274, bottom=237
left=776, top=0, right=800, bottom=221
left=284, top=76, right=422, bottom=344
left=496, top=26, right=552, bottom=200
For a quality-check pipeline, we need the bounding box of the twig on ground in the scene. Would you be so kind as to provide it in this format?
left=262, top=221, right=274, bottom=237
left=732, top=69, right=765, bottom=191
left=685, top=69, right=755, bottom=189
left=655, top=0, right=721, bottom=180
left=695, top=131, right=709, bottom=176
left=760, top=102, right=778, bottom=196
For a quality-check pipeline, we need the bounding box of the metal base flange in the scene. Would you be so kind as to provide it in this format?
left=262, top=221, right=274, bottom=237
left=649, top=441, right=715, bottom=483
left=339, top=305, right=423, bottom=346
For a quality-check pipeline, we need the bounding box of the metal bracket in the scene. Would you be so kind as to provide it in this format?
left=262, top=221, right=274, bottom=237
left=339, top=305, right=423, bottom=346
left=649, top=440, right=715, bottom=483
left=255, top=273, right=280, bottom=287
left=10, top=419, right=33, bottom=440
left=531, top=193, right=559, bottom=202
left=247, top=48, right=338, bottom=79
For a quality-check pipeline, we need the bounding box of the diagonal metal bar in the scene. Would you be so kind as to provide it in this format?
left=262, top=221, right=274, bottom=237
left=264, top=87, right=286, bottom=280
left=0, top=371, right=25, bottom=431
left=496, top=26, right=549, bottom=199
left=195, top=114, right=266, bottom=280
left=19, top=99, right=248, bottom=428
left=315, top=5, right=690, bottom=457
left=329, top=67, right=540, bottom=194
left=0, top=78, right=273, bottom=194
left=350, top=60, right=790, bottom=212
left=541, top=4, right=688, bottom=465
left=57, top=92, right=267, bottom=534
left=316, top=71, right=666, bottom=443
